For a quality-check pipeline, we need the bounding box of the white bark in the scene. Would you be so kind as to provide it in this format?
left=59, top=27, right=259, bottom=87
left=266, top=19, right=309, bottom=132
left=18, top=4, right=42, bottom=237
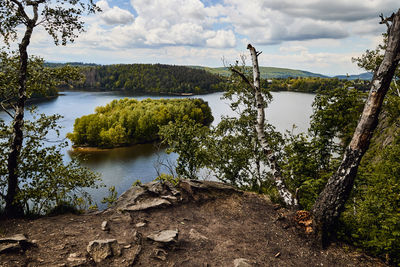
left=247, top=44, right=298, bottom=207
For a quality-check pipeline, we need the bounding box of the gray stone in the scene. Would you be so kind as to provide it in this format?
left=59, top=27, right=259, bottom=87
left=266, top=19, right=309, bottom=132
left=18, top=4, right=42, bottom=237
left=147, top=229, right=178, bottom=244
left=0, top=234, right=30, bottom=253
left=87, top=239, right=121, bottom=263
left=233, top=258, right=252, bottom=267
left=121, top=198, right=171, bottom=212
left=101, top=220, right=109, bottom=231
left=0, top=234, right=28, bottom=243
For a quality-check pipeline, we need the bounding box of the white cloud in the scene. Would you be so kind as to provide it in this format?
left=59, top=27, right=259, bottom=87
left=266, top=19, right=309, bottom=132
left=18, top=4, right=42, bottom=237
left=96, top=0, right=134, bottom=25
left=206, top=30, right=236, bottom=48
left=18, top=0, right=399, bottom=75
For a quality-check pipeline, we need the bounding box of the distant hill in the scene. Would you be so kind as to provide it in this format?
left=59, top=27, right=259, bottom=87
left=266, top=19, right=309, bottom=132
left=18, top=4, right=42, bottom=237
left=44, top=62, right=99, bottom=68
left=334, top=72, right=373, bottom=80
left=190, top=66, right=328, bottom=79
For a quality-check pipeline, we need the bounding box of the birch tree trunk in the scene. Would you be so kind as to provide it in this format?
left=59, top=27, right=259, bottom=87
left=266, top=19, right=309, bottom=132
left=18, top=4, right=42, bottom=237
left=312, top=9, right=400, bottom=246
left=247, top=44, right=297, bottom=207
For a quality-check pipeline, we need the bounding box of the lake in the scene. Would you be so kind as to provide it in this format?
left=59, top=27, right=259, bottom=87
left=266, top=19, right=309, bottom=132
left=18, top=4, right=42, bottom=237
left=0, top=91, right=315, bottom=208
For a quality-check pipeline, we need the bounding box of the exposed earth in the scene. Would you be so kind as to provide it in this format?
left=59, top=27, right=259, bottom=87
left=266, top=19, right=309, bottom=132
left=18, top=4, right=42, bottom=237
left=0, top=180, right=386, bottom=266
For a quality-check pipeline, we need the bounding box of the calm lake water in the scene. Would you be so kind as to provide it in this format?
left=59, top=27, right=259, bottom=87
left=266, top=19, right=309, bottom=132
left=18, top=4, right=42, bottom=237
left=0, top=91, right=315, bottom=208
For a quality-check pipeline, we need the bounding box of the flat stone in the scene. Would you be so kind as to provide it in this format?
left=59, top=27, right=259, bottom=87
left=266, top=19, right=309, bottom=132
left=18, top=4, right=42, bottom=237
left=135, top=222, right=146, bottom=228
left=161, top=195, right=178, bottom=201
left=87, top=239, right=121, bottom=263
left=0, top=234, right=28, bottom=243
left=147, top=230, right=178, bottom=243
left=0, top=234, right=30, bottom=253
left=233, top=258, right=252, bottom=267
left=121, top=198, right=171, bottom=212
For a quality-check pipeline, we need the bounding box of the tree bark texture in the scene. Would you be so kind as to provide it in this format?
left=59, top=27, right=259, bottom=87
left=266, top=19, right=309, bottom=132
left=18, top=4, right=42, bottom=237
left=247, top=44, right=298, bottom=207
left=312, top=9, right=400, bottom=246
left=5, top=4, right=38, bottom=217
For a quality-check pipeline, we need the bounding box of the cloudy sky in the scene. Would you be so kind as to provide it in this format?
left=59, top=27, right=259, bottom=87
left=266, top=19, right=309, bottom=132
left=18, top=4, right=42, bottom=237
left=26, top=0, right=399, bottom=76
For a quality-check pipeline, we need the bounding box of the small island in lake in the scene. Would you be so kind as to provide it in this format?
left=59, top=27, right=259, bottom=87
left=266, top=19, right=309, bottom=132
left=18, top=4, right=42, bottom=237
left=67, top=98, right=213, bottom=148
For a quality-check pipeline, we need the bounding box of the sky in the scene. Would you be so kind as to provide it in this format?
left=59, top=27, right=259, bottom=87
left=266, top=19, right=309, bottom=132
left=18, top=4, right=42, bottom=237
left=22, top=0, right=400, bottom=76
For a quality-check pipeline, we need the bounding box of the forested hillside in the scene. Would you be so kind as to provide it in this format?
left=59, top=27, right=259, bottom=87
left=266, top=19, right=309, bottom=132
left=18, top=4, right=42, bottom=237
left=191, top=66, right=328, bottom=78
left=77, top=64, right=227, bottom=94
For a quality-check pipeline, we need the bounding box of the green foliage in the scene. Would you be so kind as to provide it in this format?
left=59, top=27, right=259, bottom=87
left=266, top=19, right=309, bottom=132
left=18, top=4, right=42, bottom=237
left=154, top=173, right=180, bottom=186
left=0, top=0, right=99, bottom=47
left=68, top=98, right=213, bottom=148
left=340, top=134, right=400, bottom=264
left=101, top=186, right=118, bottom=208
left=159, top=64, right=284, bottom=192
left=196, top=66, right=328, bottom=79
left=77, top=64, right=227, bottom=94
left=309, top=86, right=366, bottom=168
left=0, top=51, right=83, bottom=102
left=132, top=180, right=142, bottom=187
left=0, top=110, right=101, bottom=215
left=159, top=119, right=210, bottom=180
left=265, top=77, right=370, bottom=93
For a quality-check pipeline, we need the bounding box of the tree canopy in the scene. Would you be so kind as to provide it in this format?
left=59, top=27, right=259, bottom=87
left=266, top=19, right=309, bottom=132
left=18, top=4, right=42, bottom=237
left=67, top=98, right=213, bottom=148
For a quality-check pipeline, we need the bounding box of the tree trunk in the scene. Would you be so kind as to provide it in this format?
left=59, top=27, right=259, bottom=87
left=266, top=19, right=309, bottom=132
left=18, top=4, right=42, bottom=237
left=247, top=44, right=297, bottom=207
left=312, top=9, right=400, bottom=246
left=4, top=18, right=35, bottom=217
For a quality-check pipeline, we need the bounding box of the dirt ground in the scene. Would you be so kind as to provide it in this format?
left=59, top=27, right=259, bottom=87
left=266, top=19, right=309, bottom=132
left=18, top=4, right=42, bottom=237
left=0, top=184, right=387, bottom=267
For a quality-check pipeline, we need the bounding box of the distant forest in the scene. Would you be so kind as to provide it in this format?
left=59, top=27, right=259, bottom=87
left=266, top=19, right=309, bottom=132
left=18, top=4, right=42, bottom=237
left=75, top=64, right=227, bottom=94
left=43, top=63, right=372, bottom=95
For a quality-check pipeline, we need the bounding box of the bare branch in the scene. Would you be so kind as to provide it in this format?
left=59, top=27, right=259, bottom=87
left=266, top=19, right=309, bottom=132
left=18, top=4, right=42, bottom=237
left=0, top=97, right=15, bottom=118
left=230, top=67, right=255, bottom=90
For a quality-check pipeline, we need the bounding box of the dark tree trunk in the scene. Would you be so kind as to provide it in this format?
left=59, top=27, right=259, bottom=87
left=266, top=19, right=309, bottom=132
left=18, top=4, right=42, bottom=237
left=312, top=9, right=400, bottom=246
left=4, top=16, right=36, bottom=217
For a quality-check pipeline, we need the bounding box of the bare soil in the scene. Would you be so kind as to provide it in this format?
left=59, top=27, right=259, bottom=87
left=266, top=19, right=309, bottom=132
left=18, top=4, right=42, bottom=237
left=0, top=189, right=386, bottom=267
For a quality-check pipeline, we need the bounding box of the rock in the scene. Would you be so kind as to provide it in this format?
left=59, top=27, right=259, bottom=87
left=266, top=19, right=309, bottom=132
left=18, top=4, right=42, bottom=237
left=179, top=179, right=239, bottom=193
left=147, top=229, right=178, bottom=244
left=125, top=244, right=142, bottom=265
left=121, top=198, right=171, bottom=212
left=67, top=252, right=86, bottom=263
left=135, top=222, right=146, bottom=228
left=0, top=234, right=30, bottom=253
left=188, top=229, right=208, bottom=241
left=0, top=234, right=28, bottom=243
left=161, top=195, right=178, bottom=201
left=87, top=239, right=121, bottom=263
left=101, top=220, right=110, bottom=231
left=233, top=258, right=252, bottom=267
left=153, top=248, right=167, bottom=261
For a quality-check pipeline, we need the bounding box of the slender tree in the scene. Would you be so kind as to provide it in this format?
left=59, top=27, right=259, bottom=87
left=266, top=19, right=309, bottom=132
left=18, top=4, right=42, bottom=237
left=231, top=45, right=298, bottom=207
left=312, top=9, right=400, bottom=246
left=0, top=0, right=99, bottom=217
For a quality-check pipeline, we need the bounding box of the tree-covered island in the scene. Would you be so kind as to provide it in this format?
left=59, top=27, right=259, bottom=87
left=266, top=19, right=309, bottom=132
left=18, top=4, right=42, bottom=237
left=67, top=98, right=213, bottom=148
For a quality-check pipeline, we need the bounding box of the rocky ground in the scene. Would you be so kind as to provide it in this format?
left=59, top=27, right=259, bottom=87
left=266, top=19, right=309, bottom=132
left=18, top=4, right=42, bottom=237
left=0, top=180, right=387, bottom=266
